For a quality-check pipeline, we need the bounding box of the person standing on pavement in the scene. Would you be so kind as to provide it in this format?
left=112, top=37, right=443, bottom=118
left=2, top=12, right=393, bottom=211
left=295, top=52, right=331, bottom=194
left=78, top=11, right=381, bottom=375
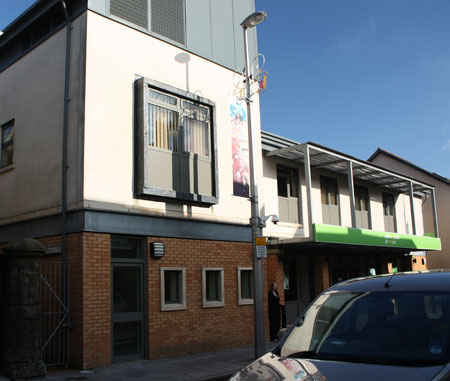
left=268, top=282, right=283, bottom=342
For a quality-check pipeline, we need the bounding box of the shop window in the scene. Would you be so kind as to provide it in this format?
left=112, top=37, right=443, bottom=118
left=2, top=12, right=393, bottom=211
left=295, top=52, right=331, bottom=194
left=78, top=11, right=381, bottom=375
left=202, top=268, right=224, bottom=308
left=1, top=120, right=14, bottom=168
left=160, top=267, right=186, bottom=311
left=320, top=176, right=340, bottom=225
left=355, top=185, right=370, bottom=229
left=135, top=77, right=218, bottom=205
left=237, top=267, right=253, bottom=305
left=277, top=165, right=301, bottom=224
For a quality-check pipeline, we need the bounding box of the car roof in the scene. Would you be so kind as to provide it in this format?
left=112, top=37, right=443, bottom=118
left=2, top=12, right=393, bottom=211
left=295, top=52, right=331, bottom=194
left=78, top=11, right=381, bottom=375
left=327, top=270, right=450, bottom=293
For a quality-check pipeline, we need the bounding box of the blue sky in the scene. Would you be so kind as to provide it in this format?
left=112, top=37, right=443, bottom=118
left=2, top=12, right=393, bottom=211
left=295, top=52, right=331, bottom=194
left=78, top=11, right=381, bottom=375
left=1, top=0, right=449, bottom=178
left=256, top=0, right=450, bottom=178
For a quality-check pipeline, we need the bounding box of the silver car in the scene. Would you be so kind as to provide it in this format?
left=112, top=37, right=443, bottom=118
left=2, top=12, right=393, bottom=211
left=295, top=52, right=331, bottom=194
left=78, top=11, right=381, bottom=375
left=231, top=271, right=450, bottom=380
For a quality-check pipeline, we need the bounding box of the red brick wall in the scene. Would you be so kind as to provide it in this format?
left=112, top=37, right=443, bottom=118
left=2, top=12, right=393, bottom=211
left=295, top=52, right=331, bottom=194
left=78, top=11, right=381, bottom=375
left=37, top=233, right=111, bottom=369
left=314, top=253, right=330, bottom=295
left=266, top=250, right=285, bottom=305
left=2, top=233, right=271, bottom=366
left=147, top=237, right=268, bottom=359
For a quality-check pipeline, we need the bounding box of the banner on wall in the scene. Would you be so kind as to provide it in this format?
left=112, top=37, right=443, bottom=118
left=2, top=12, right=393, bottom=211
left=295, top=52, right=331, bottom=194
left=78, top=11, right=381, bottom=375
left=230, top=97, right=249, bottom=197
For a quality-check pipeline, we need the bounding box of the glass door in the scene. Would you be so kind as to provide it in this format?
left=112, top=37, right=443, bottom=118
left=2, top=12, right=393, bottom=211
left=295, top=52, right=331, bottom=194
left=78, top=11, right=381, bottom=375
left=111, top=237, right=145, bottom=362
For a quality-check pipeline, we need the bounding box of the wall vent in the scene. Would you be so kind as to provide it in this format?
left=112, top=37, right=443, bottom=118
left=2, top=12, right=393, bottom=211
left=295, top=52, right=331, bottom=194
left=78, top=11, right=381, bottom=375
left=110, top=0, right=148, bottom=29
left=151, top=0, right=185, bottom=45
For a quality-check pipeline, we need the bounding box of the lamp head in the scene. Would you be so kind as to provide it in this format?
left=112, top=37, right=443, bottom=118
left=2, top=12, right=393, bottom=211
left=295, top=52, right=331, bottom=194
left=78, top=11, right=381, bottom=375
left=240, top=11, right=267, bottom=29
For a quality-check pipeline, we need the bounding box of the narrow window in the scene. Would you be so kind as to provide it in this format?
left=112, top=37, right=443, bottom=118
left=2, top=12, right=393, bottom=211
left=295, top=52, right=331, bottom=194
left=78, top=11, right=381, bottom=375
left=382, top=193, right=396, bottom=233
left=160, top=267, right=186, bottom=311
left=320, top=176, right=340, bottom=225
left=277, top=165, right=301, bottom=224
left=237, top=267, right=253, bottom=305
left=202, top=268, right=224, bottom=308
left=354, top=185, right=370, bottom=229
left=1, top=120, right=14, bottom=168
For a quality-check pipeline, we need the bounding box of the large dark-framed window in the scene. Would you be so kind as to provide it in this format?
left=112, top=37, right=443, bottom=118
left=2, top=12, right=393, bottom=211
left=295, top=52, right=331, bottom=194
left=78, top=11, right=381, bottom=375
left=135, top=77, right=218, bottom=205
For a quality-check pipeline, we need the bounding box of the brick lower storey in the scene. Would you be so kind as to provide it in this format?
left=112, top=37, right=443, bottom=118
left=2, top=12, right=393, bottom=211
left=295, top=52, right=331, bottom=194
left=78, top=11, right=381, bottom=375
left=32, top=232, right=270, bottom=369
left=1, top=231, right=420, bottom=370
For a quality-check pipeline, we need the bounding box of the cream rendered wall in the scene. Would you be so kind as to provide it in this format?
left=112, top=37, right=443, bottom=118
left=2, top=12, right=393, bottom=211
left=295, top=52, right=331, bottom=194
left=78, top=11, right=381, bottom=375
left=260, top=157, right=426, bottom=240
left=261, top=157, right=306, bottom=239
left=0, top=15, right=86, bottom=225
left=371, top=153, right=449, bottom=269
left=83, top=12, right=264, bottom=224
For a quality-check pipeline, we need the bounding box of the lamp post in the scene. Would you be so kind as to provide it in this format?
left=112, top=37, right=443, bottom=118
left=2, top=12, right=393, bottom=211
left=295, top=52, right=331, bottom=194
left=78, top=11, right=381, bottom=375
left=240, top=10, right=267, bottom=359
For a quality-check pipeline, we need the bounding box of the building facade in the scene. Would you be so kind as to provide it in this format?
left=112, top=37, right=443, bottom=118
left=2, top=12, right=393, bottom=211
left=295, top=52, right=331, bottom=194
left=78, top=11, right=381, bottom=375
left=369, top=148, right=450, bottom=270
left=260, top=132, right=441, bottom=324
left=0, top=0, right=267, bottom=369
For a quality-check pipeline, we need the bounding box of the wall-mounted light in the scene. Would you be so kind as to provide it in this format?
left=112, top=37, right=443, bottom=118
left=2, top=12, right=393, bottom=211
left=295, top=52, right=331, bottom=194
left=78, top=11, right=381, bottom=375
left=150, top=242, right=165, bottom=258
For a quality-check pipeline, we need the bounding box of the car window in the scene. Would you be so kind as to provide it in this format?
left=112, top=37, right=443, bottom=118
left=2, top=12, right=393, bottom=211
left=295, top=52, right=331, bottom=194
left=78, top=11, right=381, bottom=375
left=281, top=291, right=450, bottom=365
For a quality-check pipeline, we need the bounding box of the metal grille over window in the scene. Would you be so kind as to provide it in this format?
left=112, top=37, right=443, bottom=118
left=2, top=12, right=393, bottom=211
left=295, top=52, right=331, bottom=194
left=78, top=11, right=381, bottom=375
left=148, top=104, right=179, bottom=151
left=110, top=0, right=148, bottom=29
left=151, top=0, right=185, bottom=44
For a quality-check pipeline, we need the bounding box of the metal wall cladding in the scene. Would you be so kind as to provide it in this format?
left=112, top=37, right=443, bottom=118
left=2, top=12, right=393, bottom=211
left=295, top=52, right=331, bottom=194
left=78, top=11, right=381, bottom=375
left=110, top=0, right=148, bottom=29
left=151, top=0, right=185, bottom=44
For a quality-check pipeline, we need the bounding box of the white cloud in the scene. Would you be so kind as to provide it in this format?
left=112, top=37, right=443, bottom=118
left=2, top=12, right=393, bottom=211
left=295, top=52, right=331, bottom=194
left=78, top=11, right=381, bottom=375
left=442, top=139, right=450, bottom=151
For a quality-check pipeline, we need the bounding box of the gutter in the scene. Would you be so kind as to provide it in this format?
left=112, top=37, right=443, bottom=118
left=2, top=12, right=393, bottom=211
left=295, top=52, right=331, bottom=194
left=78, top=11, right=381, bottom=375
left=60, top=0, right=71, bottom=264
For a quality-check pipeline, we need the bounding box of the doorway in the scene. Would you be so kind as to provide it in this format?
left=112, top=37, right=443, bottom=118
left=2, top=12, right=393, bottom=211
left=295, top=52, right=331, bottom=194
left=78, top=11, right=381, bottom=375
left=283, top=255, right=313, bottom=324
left=111, top=236, right=146, bottom=362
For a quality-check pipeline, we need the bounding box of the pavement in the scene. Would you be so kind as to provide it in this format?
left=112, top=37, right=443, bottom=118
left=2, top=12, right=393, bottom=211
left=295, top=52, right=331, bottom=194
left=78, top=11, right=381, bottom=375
left=0, top=342, right=275, bottom=381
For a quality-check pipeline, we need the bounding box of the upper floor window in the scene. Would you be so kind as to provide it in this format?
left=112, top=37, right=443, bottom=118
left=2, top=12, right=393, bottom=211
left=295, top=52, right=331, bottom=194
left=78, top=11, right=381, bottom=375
left=277, top=165, right=301, bottom=224
left=383, top=193, right=396, bottom=233
left=1, top=120, right=14, bottom=168
left=354, top=185, right=370, bottom=229
left=320, top=176, right=340, bottom=225
left=135, top=77, right=218, bottom=205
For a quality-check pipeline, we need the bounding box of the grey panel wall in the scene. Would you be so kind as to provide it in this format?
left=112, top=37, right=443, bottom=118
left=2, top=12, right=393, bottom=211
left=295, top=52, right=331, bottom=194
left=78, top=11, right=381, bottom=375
left=88, top=0, right=258, bottom=72
left=185, top=1, right=212, bottom=59
left=210, top=1, right=235, bottom=70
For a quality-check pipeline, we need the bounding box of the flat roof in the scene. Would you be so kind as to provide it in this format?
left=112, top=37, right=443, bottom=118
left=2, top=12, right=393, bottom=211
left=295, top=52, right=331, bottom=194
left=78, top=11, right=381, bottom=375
left=262, top=131, right=434, bottom=196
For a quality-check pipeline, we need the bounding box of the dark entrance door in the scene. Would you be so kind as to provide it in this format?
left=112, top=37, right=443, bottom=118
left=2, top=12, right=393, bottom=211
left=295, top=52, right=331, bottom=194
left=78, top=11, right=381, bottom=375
left=111, top=237, right=145, bottom=362
left=283, top=255, right=313, bottom=325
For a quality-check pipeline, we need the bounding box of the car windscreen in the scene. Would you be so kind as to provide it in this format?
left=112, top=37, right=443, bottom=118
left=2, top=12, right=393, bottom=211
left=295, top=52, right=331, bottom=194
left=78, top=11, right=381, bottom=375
left=281, top=290, right=450, bottom=366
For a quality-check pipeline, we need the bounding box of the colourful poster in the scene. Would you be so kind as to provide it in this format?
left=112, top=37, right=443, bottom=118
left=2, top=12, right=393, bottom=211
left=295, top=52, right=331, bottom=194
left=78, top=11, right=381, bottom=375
left=230, top=97, right=249, bottom=197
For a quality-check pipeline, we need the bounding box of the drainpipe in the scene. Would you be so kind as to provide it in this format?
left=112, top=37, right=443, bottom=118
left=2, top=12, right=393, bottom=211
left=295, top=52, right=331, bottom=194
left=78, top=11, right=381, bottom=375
left=60, top=0, right=71, bottom=265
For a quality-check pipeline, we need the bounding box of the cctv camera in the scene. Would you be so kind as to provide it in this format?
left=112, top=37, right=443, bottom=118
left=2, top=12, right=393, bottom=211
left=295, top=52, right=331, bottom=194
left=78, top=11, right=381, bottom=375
left=272, top=215, right=280, bottom=225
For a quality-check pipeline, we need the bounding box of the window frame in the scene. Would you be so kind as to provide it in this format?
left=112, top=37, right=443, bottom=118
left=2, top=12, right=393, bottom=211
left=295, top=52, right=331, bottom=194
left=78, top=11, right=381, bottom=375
left=160, top=267, right=186, bottom=311
left=202, top=267, right=224, bottom=308
left=237, top=267, right=254, bottom=305
left=276, top=164, right=302, bottom=224
left=1, top=119, right=14, bottom=169
left=135, top=77, right=218, bottom=205
left=382, top=192, right=397, bottom=233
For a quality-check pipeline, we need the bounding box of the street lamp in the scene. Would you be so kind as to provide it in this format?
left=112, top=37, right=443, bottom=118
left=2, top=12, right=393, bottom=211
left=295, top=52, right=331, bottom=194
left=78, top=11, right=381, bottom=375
left=240, top=10, right=267, bottom=359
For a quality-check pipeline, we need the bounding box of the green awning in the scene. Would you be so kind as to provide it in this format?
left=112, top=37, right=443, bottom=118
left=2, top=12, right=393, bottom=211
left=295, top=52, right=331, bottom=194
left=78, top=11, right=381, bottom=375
left=313, top=223, right=441, bottom=251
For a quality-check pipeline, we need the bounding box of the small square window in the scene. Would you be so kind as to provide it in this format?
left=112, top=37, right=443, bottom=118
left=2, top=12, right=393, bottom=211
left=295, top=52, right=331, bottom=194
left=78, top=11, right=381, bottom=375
left=202, top=268, right=224, bottom=308
left=1, top=120, right=14, bottom=168
left=160, top=267, right=186, bottom=311
left=237, top=267, right=254, bottom=305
